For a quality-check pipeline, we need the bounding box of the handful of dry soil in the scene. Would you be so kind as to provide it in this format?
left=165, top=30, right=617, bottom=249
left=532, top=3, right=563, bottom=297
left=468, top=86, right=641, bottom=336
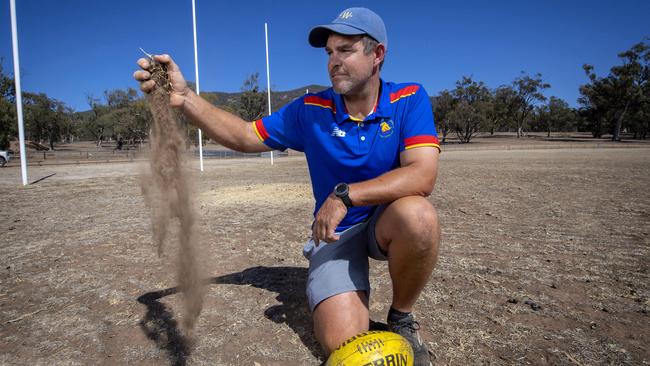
left=141, top=58, right=204, bottom=332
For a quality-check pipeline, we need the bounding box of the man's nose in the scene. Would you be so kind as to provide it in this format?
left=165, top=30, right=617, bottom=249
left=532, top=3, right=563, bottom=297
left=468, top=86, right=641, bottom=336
left=329, top=55, right=341, bottom=70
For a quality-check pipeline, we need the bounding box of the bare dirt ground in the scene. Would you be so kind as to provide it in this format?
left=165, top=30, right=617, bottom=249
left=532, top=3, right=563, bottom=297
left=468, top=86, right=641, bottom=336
left=0, top=144, right=649, bottom=365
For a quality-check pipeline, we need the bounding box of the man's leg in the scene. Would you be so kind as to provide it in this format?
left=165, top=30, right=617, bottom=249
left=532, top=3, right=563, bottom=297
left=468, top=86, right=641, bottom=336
left=375, top=196, right=440, bottom=312
left=371, top=196, right=439, bottom=365
left=313, top=291, right=369, bottom=354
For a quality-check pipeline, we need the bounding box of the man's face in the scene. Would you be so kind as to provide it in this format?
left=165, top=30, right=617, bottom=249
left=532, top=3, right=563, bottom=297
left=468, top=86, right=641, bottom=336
left=325, top=33, right=376, bottom=95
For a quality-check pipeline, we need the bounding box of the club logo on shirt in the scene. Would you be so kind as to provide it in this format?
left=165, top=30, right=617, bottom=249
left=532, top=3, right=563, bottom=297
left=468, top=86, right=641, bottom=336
left=331, top=126, right=346, bottom=137
left=379, top=119, right=394, bottom=138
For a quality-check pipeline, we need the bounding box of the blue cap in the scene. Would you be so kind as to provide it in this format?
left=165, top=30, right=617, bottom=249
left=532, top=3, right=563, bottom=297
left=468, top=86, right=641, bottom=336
left=309, top=7, right=387, bottom=48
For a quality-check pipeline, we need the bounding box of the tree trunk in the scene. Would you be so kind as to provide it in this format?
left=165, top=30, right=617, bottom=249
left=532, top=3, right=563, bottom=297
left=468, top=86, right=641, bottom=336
left=592, top=119, right=602, bottom=138
left=612, top=102, right=629, bottom=141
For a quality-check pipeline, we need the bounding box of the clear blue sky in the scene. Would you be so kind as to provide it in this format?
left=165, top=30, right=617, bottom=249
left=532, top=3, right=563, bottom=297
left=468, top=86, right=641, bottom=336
left=1, top=0, right=648, bottom=111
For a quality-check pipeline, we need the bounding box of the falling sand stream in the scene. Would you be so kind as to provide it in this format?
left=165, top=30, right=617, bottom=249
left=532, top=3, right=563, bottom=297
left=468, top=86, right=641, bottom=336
left=140, top=57, right=204, bottom=333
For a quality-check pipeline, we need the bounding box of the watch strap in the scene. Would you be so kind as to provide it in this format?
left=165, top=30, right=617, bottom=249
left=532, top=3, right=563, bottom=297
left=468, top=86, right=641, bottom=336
left=339, top=193, right=353, bottom=208
left=334, top=183, right=354, bottom=208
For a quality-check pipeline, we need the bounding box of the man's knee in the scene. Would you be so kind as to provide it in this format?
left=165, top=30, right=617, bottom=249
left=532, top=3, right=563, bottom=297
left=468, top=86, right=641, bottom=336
left=378, top=196, right=440, bottom=253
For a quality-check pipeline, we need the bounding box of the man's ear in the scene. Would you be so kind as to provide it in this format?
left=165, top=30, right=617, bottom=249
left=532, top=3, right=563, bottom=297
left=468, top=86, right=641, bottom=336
left=374, top=44, right=386, bottom=68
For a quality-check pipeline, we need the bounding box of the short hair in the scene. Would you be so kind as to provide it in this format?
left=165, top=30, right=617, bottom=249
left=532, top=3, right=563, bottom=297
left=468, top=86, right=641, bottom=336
left=361, top=35, right=385, bottom=70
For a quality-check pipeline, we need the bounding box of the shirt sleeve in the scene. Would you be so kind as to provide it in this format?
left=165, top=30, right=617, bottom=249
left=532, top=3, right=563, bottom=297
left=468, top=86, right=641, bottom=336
left=252, top=97, right=305, bottom=152
left=399, top=85, right=441, bottom=153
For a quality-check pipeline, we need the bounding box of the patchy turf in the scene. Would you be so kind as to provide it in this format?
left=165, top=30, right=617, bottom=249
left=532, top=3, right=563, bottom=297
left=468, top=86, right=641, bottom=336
left=0, top=146, right=648, bottom=365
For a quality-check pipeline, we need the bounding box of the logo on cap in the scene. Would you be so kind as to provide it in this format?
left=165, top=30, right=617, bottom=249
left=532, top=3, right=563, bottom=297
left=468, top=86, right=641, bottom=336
left=338, top=11, right=353, bottom=19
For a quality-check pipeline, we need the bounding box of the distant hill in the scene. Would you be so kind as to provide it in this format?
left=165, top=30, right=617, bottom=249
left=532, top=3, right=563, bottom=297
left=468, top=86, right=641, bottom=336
left=201, top=84, right=329, bottom=112
left=203, top=86, right=437, bottom=112
left=72, top=84, right=330, bottom=114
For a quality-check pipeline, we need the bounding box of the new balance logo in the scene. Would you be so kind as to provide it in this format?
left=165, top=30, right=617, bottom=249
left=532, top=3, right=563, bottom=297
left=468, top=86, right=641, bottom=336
left=339, top=11, right=353, bottom=19
left=331, top=127, right=346, bottom=137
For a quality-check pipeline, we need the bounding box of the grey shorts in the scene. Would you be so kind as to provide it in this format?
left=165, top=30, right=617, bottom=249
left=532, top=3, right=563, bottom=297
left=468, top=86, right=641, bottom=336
left=302, top=207, right=388, bottom=311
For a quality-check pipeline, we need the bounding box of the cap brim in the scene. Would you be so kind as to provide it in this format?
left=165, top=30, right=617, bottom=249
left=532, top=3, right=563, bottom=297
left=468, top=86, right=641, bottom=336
left=308, top=23, right=367, bottom=48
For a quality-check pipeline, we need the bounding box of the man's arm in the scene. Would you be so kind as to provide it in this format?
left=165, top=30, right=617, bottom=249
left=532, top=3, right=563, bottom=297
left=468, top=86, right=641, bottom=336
left=349, top=146, right=439, bottom=205
left=133, top=54, right=271, bottom=153
left=312, top=146, right=439, bottom=244
left=181, top=92, right=272, bottom=153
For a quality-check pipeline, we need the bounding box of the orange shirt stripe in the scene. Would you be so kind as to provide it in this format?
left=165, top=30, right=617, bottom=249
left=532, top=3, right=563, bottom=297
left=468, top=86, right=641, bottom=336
left=404, top=135, right=441, bottom=152
left=390, top=85, right=420, bottom=103
left=304, top=95, right=334, bottom=109
left=405, top=143, right=441, bottom=152
left=253, top=119, right=270, bottom=142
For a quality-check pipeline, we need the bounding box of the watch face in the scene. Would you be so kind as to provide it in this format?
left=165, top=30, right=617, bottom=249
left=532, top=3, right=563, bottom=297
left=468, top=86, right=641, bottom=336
left=335, top=183, right=347, bottom=195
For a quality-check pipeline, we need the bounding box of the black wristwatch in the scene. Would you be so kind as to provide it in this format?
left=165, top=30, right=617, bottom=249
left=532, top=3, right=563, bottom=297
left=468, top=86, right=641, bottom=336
left=334, top=183, right=354, bottom=208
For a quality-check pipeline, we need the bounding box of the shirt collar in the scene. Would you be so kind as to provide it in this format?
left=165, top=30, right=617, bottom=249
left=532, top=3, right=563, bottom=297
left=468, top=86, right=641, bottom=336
left=332, top=79, right=391, bottom=124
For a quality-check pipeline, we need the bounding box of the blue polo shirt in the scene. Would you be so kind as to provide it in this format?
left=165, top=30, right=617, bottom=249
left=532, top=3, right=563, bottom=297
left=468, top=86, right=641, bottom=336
left=253, top=79, right=440, bottom=231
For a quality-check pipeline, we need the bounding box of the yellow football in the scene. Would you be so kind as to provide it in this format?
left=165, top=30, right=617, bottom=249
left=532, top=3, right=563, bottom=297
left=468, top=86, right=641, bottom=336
left=326, top=330, right=414, bottom=366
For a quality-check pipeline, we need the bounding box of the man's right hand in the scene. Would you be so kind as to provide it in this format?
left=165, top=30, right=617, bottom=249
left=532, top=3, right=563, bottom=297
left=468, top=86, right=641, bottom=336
left=133, top=54, right=190, bottom=109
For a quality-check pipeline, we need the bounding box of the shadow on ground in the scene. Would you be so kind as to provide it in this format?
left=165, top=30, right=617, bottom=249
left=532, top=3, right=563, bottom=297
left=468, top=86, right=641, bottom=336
left=137, top=266, right=325, bottom=365
left=137, top=287, right=190, bottom=366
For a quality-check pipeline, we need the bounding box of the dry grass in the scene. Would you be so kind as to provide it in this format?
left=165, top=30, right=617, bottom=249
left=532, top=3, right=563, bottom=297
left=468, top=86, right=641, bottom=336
left=0, top=145, right=648, bottom=365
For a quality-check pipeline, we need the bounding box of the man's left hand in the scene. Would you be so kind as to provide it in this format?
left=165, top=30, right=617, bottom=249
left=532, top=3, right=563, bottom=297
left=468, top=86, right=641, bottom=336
left=312, top=194, right=348, bottom=245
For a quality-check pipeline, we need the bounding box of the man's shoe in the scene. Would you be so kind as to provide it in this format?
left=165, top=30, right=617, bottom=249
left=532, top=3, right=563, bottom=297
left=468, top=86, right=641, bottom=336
left=388, top=314, right=432, bottom=366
